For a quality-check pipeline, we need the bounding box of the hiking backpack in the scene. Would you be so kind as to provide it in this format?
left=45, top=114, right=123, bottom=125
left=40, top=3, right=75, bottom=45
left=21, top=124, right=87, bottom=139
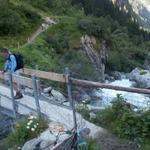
left=10, top=53, right=24, bottom=71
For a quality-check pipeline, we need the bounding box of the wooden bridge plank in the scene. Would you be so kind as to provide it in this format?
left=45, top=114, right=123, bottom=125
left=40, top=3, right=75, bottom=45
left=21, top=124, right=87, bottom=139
left=0, top=73, right=33, bottom=88
left=22, top=68, right=66, bottom=83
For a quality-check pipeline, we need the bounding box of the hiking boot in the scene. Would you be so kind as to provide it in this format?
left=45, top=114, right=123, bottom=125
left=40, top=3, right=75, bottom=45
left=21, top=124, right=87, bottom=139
left=14, top=92, right=23, bottom=99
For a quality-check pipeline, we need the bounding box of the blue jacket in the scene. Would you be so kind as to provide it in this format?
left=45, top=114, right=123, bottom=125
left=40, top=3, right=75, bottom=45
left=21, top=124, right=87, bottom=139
left=4, top=54, right=17, bottom=72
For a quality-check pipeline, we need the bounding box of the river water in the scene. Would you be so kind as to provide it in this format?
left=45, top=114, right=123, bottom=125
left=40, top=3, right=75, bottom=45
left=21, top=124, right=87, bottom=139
left=92, top=79, right=150, bottom=109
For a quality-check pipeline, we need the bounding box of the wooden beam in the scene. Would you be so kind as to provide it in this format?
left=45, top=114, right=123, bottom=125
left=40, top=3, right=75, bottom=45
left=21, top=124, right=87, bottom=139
left=0, top=73, right=4, bottom=80
left=18, top=68, right=150, bottom=95
left=13, top=74, right=33, bottom=88
left=0, top=73, right=33, bottom=88
left=22, top=68, right=66, bottom=83
left=71, top=78, right=150, bottom=95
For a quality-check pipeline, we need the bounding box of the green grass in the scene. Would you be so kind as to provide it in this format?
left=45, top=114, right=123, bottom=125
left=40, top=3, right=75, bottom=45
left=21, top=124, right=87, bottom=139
left=141, top=140, right=150, bottom=150
left=7, top=116, right=48, bottom=147
left=0, top=23, right=41, bottom=48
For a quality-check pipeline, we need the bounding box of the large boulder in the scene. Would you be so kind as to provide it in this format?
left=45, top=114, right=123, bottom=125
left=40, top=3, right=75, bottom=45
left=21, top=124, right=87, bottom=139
left=43, top=87, right=66, bottom=103
left=72, top=86, right=91, bottom=103
left=51, top=89, right=66, bottom=103
left=22, top=122, right=71, bottom=150
left=21, top=138, right=42, bottom=150
left=128, top=68, right=150, bottom=89
left=110, top=71, right=123, bottom=80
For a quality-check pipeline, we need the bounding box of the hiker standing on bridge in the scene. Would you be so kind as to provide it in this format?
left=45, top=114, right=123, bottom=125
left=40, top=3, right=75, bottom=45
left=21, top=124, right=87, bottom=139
left=0, top=48, right=23, bottom=99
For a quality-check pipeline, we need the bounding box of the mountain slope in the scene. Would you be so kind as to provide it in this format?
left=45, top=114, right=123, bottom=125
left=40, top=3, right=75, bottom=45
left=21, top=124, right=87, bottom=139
left=0, top=0, right=150, bottom=78
left=113, top=0, right=150, bottom=31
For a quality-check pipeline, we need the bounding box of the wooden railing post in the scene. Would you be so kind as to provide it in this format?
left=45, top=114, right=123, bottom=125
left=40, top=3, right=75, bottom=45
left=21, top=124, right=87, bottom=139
left=32, top=75, right=41, bottom=117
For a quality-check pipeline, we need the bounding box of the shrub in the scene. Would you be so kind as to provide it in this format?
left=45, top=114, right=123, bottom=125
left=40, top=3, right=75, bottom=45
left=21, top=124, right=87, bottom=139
left=77, top=104, right=90, bottom=120
left=46, top=31, right=70, bottom=54
left=19, top=6, right=41, bottom=24
left=0, top=8, right=25, bottom=35
left=95, top=94, right=150, bottom=144
left=79, top=138, right=99, bottom=150
left=140, top=70, right=147, bottom=75
left=78, top=17, right=111, bottom=40
left=7, top=115, right=48, bottom=147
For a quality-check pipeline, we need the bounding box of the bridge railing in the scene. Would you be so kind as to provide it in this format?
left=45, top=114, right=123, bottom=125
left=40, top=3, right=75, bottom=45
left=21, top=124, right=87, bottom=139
left=1, top=68, right=150, bottom=116
left=0, top=68, right=150, bottom=149
left=20, top=67, right=150, bottom=95
left=0, top=72, right=41, bottom=118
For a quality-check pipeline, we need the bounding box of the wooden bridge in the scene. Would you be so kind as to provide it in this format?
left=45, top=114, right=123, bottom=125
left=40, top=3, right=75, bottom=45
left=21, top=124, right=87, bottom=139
left=0, top=68, right=150, bottom=149
left=0, top=67, right=150, bottom=117
left=0, top=67, right=150, bottom=122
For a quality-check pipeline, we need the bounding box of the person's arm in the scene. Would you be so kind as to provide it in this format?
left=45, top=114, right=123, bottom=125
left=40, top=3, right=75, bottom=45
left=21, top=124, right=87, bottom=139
left=4, top=60, right=9, bottom=72
left=10, top=55, right=17, bottom=72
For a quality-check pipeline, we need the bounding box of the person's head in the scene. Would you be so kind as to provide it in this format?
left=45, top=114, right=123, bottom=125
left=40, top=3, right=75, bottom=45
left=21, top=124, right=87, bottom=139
left=0, top=48, right=9, bottom=57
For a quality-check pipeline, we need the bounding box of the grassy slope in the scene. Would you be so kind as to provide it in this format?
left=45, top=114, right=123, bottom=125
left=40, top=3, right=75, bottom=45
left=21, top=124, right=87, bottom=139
left=0, top=0, right=46, bottom=48
left=14, top=16, right=100, bottom=81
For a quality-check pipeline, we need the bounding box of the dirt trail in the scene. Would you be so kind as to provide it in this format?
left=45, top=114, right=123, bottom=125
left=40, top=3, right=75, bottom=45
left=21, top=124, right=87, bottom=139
left=28, top=17, right=57, bottom=43
left=97, top=132, right=139, bottom=150
left=28, top=26, right=43, bottom=43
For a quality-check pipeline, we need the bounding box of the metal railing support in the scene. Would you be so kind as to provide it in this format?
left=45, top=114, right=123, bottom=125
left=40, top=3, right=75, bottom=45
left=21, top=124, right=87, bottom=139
left=8, top=72, right=17, bottom=119
left=32, top=75, right=41, bottom=117
left=35, top=65, right=41, bottom=97
left=65, top=67, right=78, bottom=150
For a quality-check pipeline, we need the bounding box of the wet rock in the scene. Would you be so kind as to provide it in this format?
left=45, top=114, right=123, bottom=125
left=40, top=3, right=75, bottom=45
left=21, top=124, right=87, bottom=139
left=21, top=138, right=42, bottom=150
left=43, top=87, right=66, bottom=103
left=24, top=88, right=34, bottom=96
left=90, top=112, right=96, bottom=119
left=109, top=71, right=122, bottom=80
left=128, top=68, right=150, bottom=89
left=51, top=89, right=66, bottom=103
left=40, top=140, right=54, bottom=150
left=43, top=87, right=52, bottom=94
left=72, top=86, right=91, bottom=103
left=22, top=122, right=71, bottom=150
left=105, top=74, right=115, bottom=82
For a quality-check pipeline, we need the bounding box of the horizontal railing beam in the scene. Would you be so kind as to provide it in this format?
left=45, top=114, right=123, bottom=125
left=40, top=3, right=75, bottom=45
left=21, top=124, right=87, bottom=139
left=22, top=68, right=66, bottom=83
left=0, top=73, right=33, bottom=88
left=71, top=78, right=150, bottom=95
left=2, top=68, right=150, bottom=95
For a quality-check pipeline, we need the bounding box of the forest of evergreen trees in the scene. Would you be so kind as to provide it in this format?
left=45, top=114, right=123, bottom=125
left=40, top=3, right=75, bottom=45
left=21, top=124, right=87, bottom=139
left=72, top=0, right=150, bottom=41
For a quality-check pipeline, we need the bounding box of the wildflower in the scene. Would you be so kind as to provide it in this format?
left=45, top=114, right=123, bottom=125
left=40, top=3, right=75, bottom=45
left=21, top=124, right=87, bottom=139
left=37, top=123, right=39, bottom=126
left=18, top=146, right=21, bottom=149
left=27, top=122, right=31, bottom=126
left=26, top=126, right=30, bottom=129
left=31, top=128, right=35, bottom=131
left=29, top=120, right=33, bottom=124
left=16, top=123, right=20, bottom=128
left=29, top=115, right=37, bottom=120
left=34, top=125, right=37, bottom=128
